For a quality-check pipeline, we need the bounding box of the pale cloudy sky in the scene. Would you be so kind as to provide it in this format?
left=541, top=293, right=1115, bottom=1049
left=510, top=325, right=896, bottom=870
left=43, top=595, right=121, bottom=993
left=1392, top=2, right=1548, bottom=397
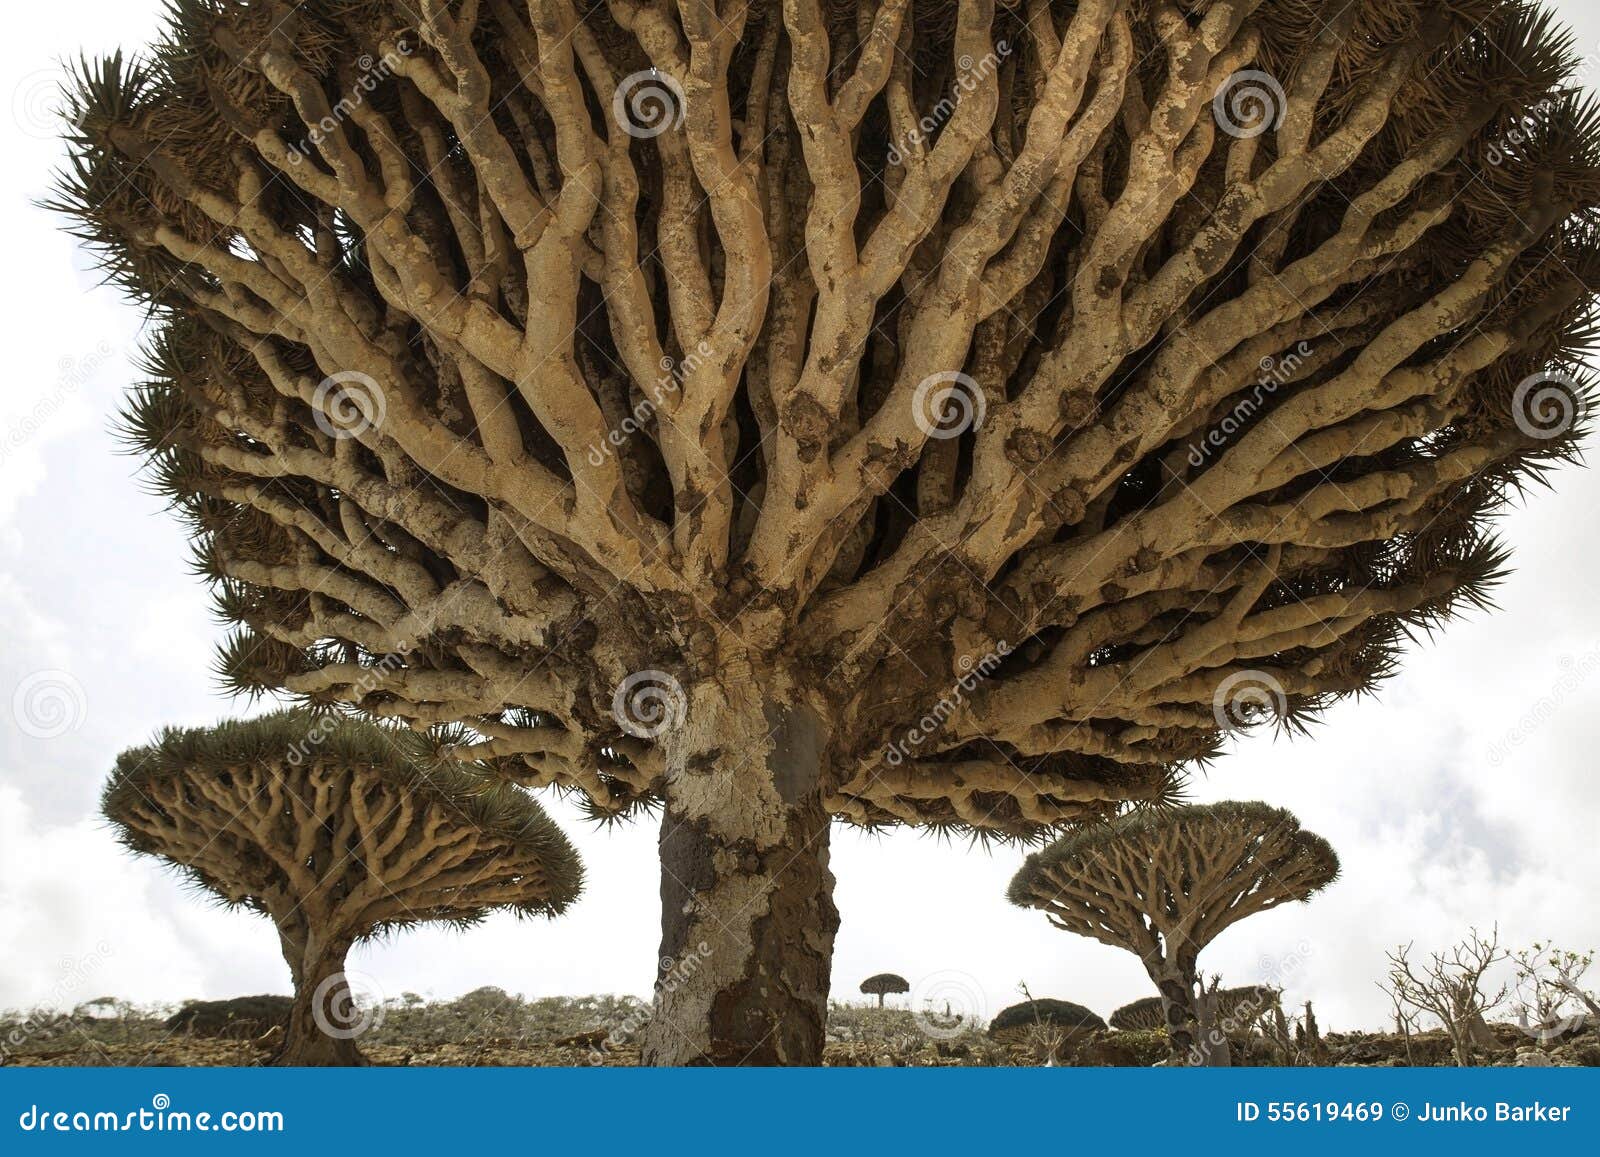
left=2, top=1, right=1597, bottom=1036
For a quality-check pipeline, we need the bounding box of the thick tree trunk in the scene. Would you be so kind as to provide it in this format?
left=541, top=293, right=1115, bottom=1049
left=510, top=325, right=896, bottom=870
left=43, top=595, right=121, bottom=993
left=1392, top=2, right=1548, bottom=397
left=1154, top=972, right=1199, bottom=1063
left=876, top=993, right=885, bottom=1009
left=641, top=675, right=839, bottom=1065
left=274, top=933, right=367, bottom=1066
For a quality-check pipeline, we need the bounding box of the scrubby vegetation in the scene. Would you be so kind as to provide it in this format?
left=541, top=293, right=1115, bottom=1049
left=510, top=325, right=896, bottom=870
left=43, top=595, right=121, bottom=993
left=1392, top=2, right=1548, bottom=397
left=6, top=987, right=1595, bottom=1068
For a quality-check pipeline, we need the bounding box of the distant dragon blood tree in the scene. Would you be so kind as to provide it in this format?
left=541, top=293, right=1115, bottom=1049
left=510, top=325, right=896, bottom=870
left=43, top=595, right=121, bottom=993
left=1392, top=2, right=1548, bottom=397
left=1009, top=801, right=1336, bottom=1064
left=102, top=711, right=581, bottom=1065
left=859, top=972, right=910, bottom=1007
left=56, top=0, right=1598, bottom=1063
left=988, top=997, right=1106, bottom=1042
left=1111, top=985, right=1279, bottom=1033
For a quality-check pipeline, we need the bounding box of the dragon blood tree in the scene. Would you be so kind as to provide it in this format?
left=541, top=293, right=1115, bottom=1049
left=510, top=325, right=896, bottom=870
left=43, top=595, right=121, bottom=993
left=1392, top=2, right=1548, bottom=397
left=1112, top=984, right=1279, bottom=1032
left=55, top=0, right=1598, bottom=1063
left=1109, top=995, right=1166, bottom=1032
left=102, top=711, right=581, bottom=1065
left=987, top=997, right=1106, bottom=1045
left=859, top=972, right=910, bottom=1007
left=1009, top=801, right=1336, bottom=1064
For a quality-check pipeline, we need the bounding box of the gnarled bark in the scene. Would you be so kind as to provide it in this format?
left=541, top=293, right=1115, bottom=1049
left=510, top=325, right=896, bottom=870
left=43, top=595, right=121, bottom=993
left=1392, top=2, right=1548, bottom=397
left=276, top=932, right=365, bottom=1067
left=643, top=677, right=839, bottom=1065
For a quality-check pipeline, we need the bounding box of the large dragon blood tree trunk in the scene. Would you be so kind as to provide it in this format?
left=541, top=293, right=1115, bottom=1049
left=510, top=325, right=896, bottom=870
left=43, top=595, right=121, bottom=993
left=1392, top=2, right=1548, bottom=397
left=641, top=673, right=839, bottom=1066
left=276, top=928, right=365, bottom=1067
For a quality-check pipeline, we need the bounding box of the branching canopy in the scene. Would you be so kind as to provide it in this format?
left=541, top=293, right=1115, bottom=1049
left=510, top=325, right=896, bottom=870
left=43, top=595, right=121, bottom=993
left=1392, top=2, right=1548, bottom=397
left=1110, top=983, right=1278, bottom=1030
left=859, top=971, right=910, bottom=996
left=988, top=996, right=1106, bottom=1034
left=57, top=0, right=1600, bottom=839
left=103, top=709, right=583, bottom=942
left=1008, top=800, right=1337, bottom=964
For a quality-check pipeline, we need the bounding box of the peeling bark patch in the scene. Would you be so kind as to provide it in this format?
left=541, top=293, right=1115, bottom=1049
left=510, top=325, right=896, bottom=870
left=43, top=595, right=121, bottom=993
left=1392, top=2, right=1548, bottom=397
left=657, top=809, right=718, bottom=967
left=704, top=800, right=840, bottom=1065
left=762, top=700, right=823, bottom=805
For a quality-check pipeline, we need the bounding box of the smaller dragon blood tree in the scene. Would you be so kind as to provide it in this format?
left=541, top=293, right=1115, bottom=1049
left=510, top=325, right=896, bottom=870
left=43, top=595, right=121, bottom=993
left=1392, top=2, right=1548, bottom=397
left=988, top=998, right=1107, bottom=1046
left=103, top=710, right=582, bottom=1065
left=858, top=973, right=910, bottom=1008
left=1112, top=985, right=1282, bottom=1033
left=1009, top=802, right=1337, bottom=1064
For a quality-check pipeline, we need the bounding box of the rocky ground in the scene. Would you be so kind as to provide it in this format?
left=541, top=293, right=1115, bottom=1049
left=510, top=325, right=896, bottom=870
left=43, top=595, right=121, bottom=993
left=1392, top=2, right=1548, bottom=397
left=5, top=993, right=1597, bottom=1067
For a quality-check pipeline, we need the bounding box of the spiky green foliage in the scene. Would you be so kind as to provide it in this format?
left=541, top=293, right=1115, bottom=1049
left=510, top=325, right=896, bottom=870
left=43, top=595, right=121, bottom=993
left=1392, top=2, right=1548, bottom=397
left=1109, top=995, right=1167, bottom=1032
left=1008, top=801, right=1339, bottom=911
